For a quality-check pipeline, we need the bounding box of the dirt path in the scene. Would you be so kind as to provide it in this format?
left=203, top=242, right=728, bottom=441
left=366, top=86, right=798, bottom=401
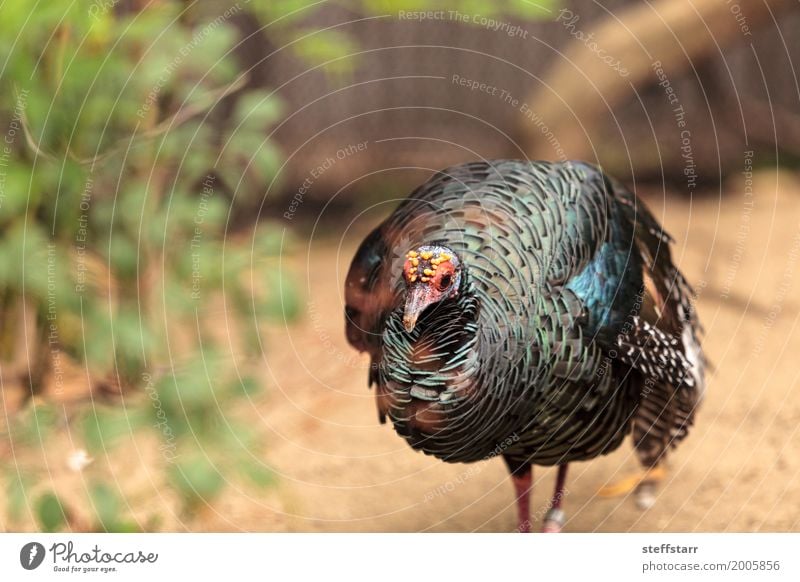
left=231, top=169, right=800, bottom=532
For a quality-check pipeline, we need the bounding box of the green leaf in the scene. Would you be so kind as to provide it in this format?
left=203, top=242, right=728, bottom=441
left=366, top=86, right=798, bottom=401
left=117, top=183, right=149, bottom=235
left=264, top=268, right=301, bottom=321
left=154, top=354, right=223, bottom=427
left=360, top=0, right=431, bottom=12
left=82, top=309, right=114, bottom=372
left=248, top=0, right=323, bottom=25
left=179, top=21, right=238, bottom=80
left=189, top=190, right=228, bottom=234
left=1, top=221, right=50, bottom=297
left=251, top=141, right=283, bottom=182
left=107, top=233, right=139, bottom=280
left=36, top=492, right=68, bottom=532
left=90, top=483, right=120, bottom=531
left=255, top=224, right=289, bottom=256
left=82, top=407, right=134, bottom=452
left=6, top=473, right=30, bottom=521
left=168, top=455, right=225, bottom=506
left=110, top=310, right=150, bottom=380
left=241, top=462, right=276, bottom=489
left=219, top=419, right=257, bottom=449
left=507, top=0, right=557, bottom=19
left=0, top=165, right=34, bottom=226
left=105, top=521, right=141, bottom=533
left=233, top=374, right=262, bottom=397
left=290, top=29, right=359, bottom=77
left=159, top=122, right=215, bottom=173
left=470, top=0, right=502, bottom=17
left=10, top=404, right=59, bottom=446
left=233, top=93, right=285, bottom=129
left=174, top=238, right=225, bottom=291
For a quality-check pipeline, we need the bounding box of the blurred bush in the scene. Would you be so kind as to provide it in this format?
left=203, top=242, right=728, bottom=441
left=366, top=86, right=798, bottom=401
left=0, top=2, right=296, bottom=531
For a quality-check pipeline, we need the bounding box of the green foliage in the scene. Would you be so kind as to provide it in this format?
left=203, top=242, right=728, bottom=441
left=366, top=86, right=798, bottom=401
left=89, top=483, right=140, bottom=532
left=89, top=483, right=120, bottom=531
left=81, top=406, right=143, bottom=453
left=6, top=474, right=31, bottom=522
left=36, top=493, right=68, bottom=532
left=241, top=462, right=276, bottom=489
left=168, top=455, right=225, bottom=510
left=0, top=3, right=296, bottom=531
left=7, top=404, right=59, bottom=446
left=508, top=0, right=558, bottom=19
left=242, top=0, right=557, bottom=78
left=289, top=29, right=361, bottom=77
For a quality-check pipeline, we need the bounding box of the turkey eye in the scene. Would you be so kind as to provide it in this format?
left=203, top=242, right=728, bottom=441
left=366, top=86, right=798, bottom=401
left=438, top=273, right=452, bottom=291
left=345, top=306, right=359, bottom=322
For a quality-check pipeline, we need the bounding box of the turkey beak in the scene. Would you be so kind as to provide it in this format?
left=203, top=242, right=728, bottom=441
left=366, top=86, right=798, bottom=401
left=403, top=285, right=430, bottom=332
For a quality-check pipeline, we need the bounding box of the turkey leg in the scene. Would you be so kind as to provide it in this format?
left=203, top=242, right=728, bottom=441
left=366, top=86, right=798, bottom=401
left=542, top=464, right=569, bottom=533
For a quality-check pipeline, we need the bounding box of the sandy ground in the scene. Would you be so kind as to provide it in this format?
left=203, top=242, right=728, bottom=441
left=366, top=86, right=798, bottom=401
left=3, top=169, right=800, bottom=532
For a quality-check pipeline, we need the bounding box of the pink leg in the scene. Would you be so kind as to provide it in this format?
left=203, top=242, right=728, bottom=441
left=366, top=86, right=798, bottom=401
left=511, top=468, right=533, bottom=533
left=542, top=464, right=568, bottom=533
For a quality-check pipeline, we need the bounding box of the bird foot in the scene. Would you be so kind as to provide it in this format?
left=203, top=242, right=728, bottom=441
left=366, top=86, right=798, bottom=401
left=597, top=465, right=666, bottom=499
left=541, top=508, right=566, bottom=533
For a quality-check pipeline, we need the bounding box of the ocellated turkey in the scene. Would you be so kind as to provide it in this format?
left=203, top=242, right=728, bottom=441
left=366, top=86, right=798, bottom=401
left=344, top=160, right=704, bottom=532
